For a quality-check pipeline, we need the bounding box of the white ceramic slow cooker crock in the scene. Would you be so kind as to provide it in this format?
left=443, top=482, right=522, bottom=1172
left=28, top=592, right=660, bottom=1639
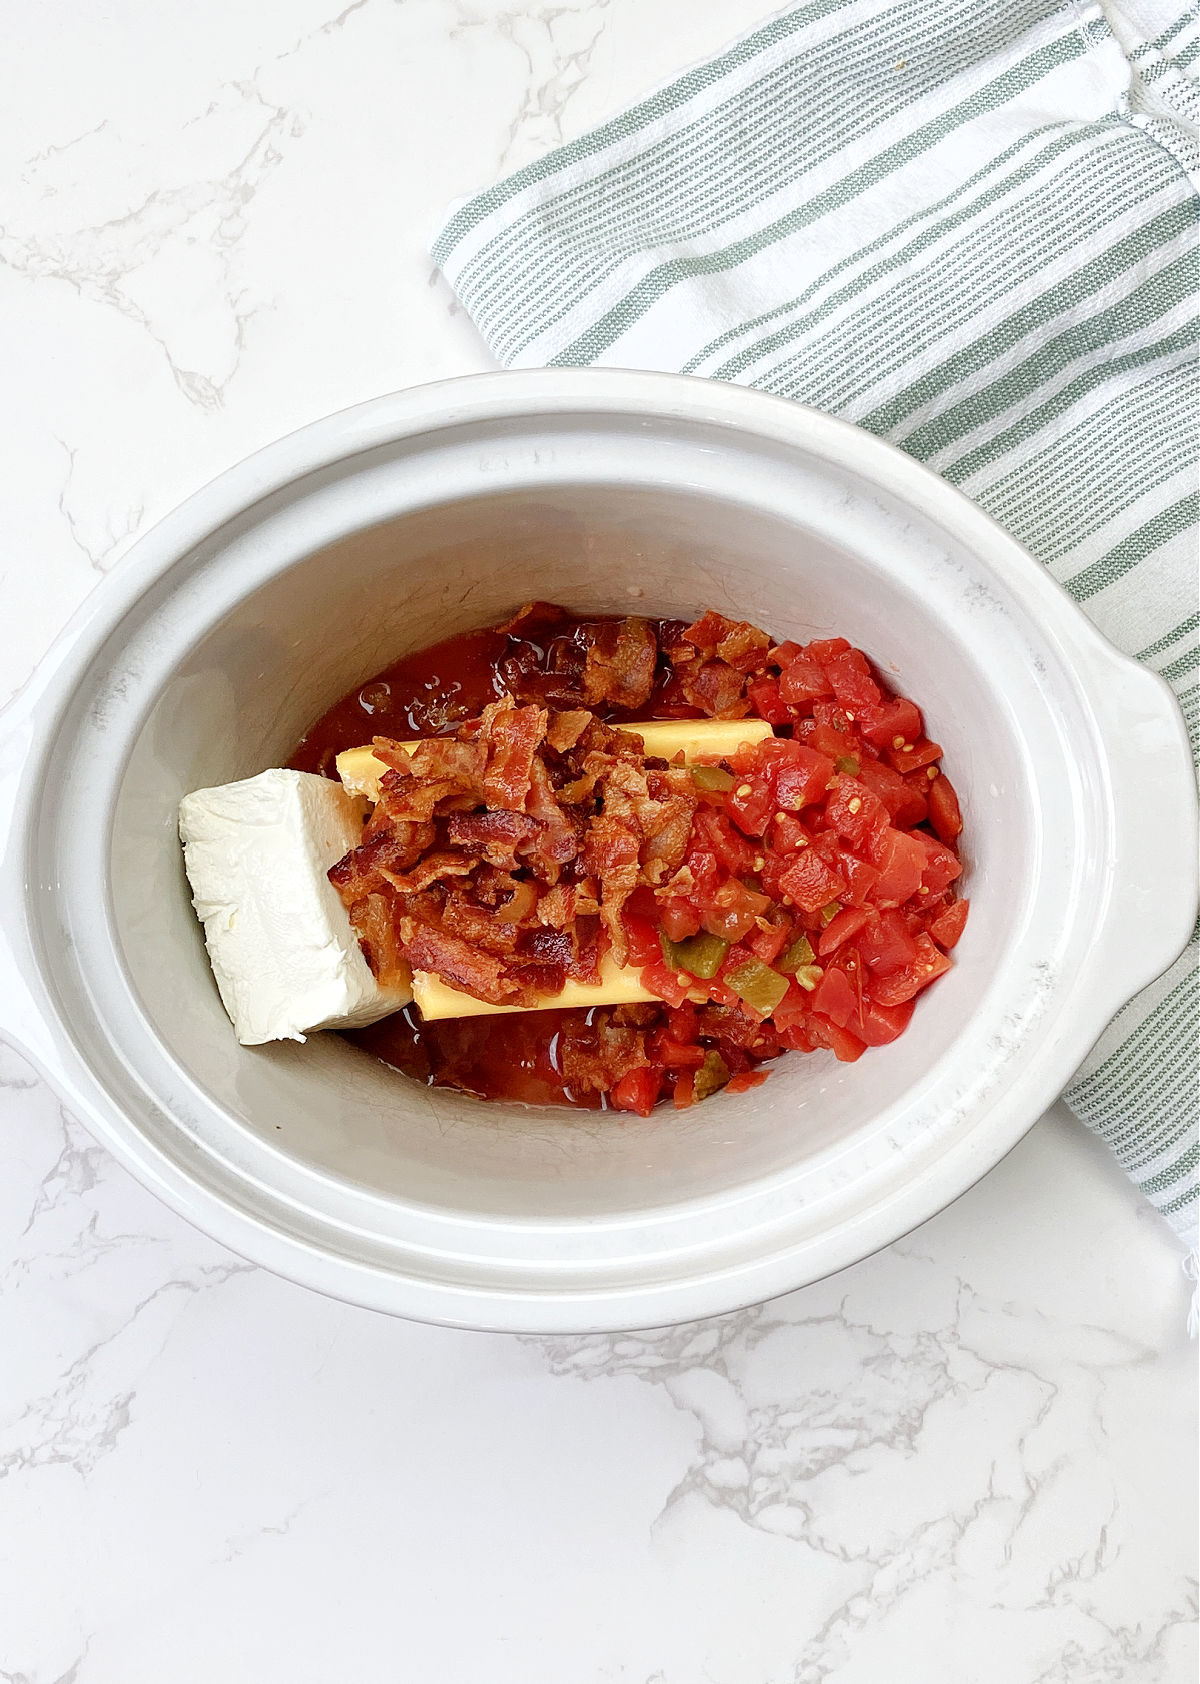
left=1, top=371, right=1195, bottom=1332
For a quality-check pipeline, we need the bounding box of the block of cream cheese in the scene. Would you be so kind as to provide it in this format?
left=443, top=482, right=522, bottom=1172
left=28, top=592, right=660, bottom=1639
left=179, top=768, right=412, bottom=1045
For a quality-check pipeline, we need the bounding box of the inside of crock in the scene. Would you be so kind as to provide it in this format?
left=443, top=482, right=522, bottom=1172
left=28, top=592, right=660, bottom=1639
left=106, top=479, right=1029, bottom=1220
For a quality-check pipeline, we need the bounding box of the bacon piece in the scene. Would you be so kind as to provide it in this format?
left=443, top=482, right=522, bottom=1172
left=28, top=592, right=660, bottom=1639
left=371, top=735, right=487, bottom=821
left=699, top=1003, right=774, bottom=1050
left=400, top=920, right=531, bottom=1007
left=574, top=880, right=601, bottom=918
left=438, top=896, right=523, bottom=957
left=600, top=760, right=697, bottom=887
left=584, top=813, right=642, bottom=967
left=680, top=610, right=772, bottom=674
left=479, top=696, right=547, bottom=811
left=348, top=892, right=407, bottom=988
left=406, top=737, right=486, bottom=781
left=568, top=915, right=603, bottom=984
left=369, top=739, right=415, bottom=774
left=545, top=709, right=592, bottom=752
left=329, top=824, right=436, bottom=902
left=581, top=617, right=658, bottom=711
left=519, top=758, right=583, bottom=879
left=535, top=883, right=575, bottom=928
left=716, top=621, right=771, bottom=673
left=681, top=659, right=752, bottom=719
left=561, top=1019, right=650, bottom=1094
left=496, top=600, right=570, bottom=637
left=611, top=1002, right=661, bottom=1027
left=445, top=809, right=538, bottom=868
left=376, top=851, right=475, bottom=893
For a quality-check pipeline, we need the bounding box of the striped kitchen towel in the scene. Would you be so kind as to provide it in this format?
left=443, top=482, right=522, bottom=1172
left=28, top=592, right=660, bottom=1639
left=433, top=0, right=1200, bottom=1245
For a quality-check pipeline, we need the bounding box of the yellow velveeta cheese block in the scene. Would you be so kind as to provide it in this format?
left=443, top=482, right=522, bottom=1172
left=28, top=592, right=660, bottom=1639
left=335, top=717, right=773, bottom=800
left=411, top=949, right=657, bottom=1021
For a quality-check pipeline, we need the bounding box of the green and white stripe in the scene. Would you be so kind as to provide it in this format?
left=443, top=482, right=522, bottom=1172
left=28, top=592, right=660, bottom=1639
left=435, top=0, right=1200, bottom=1244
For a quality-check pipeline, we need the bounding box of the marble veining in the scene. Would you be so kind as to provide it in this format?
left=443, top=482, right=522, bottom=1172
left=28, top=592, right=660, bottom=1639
left=0, top=2, right=1194, bottom=1679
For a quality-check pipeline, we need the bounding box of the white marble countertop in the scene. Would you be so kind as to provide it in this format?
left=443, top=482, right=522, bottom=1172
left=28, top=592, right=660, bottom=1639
left=1, top=2, right=1195, bottom=1678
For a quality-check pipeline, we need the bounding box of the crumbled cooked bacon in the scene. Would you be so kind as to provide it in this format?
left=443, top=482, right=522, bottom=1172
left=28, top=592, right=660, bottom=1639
left=350, top=891, right=408, bottom=988
left=581, top=617, right=657, bottom=711
left=328, top=825, right=434, bottom=898
left=496, top=600, right=569, bottom=638
left=479, top=696, right=547, bottom=809
left=328, top=607, right=782, bottom=1012
left=561, top=1018, right=650, bottom=1094
left=376, top=851, right=475, bottom=893
left=681, top=610, right=769, bottom=669
left=535, top=883, right=575, bottom=928
left=715, top=622, right=771, bottom=673
left=400, top=921, right=531, bottom=1007
left=330, top=685, right=701, bottom=1003
left=375, top=735, right=487, bottom=822
left=445, top=810, right=538, bottom=868
left=681, top=659, right=753, bottom=718
left=545, top=709, right=591, bottom=752
left=582, top=813, right=642, bottom=968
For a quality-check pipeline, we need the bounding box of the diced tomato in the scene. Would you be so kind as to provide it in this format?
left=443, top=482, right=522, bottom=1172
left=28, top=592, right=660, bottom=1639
left=825, top=778, right=889, bottom=854
left=765, top=743, right=836, bottom=811
left=929, top=898, right=969, bottom=949
left=692, top=807, right=758, bottom=876
left=869, top=933, right=953, bottom=1005
left=726, top=1069, right=769, bottom=1094
left=659, top=898, right=700, bottom=942
left=805, top=637, right=851, bottom=662
left=647, top=1027, right=705, bottom=1069
left=812, top=701, right=854, bottom=735
left=640, top=953, right=697, bottom=1006
left=818, top=906, right=870, bottom=956
left=700, top=878, right=772, bottom=942
left=910, top=830, right=962, bottom=893
left=749, top=918, right=792, bottom=964
left=835, top=851, right=881, bottom=907
left=778, top=848, right=848, bottom=913
left=682, top=847, right=722, bottom=902
left=812, top=964, right=858, bottom=1028
left=672, top=1072, right=695, bottom=1108
left=623, top=885, right=660, bottom=922
left=796, top=720, right=852, bottom=760
left=747, top=675, right=791, bottom=724
left=667, top=1001, right=700, bottom=1043
left=823, top=649, right=882, bottom=712
left=623, top=909, right=663, bottom=966
left=887, top=738, right=943, bottom=775
left=857, top=696, right=923, bottom=750
left=770, top=640, right=803, bottom=666
left=927, top=773, right=963, bottom=843
left=771, top=982, right=814, bottom=1033
left=857, top=909, right=918, bottom=974
left=770, top=811, right=811, bottom=854
left=726, top=773, right=775, bottom=837
left=851, top=995, right=916, bottom=1046
left=809, top=1012, right=867, bottom=1062
left=857, top=758, right=928, bottom=827
left=776, top=1017, right=817, bottom=1052
left=810, top=828, right=843, bottom=866
left=868, top=827, right=926, bottom=907
left=779, top=654, right=832, bottom=704
left=612, top=1068, right=660, bottom=1117
left=758, top=852, right=790, bottom=903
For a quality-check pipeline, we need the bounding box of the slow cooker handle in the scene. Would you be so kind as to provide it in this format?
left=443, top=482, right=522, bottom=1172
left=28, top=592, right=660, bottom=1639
left=0, top=688, right=63, bottom=1076
left=1086, top=647, right=1198, bottom=1007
